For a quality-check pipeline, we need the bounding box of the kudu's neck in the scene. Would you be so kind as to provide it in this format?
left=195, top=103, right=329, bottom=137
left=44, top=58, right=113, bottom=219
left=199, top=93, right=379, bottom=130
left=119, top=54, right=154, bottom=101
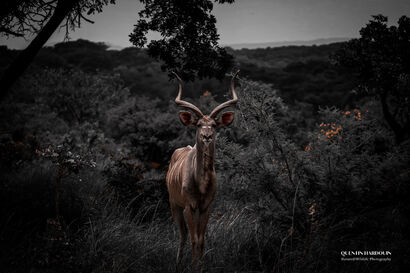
left=195, top=140, right=215, bottom=176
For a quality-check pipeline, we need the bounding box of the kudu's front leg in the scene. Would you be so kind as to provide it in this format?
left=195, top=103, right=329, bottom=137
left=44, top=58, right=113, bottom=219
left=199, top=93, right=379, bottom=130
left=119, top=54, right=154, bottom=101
left=197, top=207, right=210, bottom=273
left=185, top=205, right=200, bottom=269
left=171, top=203, right=187, bottom=272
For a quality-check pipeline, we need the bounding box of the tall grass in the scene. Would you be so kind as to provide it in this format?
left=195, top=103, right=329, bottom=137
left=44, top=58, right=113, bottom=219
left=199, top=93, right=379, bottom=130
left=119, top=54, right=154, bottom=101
left=79, top=196, right=274, bottom=273
left=80, top=198, right=175, bottom=273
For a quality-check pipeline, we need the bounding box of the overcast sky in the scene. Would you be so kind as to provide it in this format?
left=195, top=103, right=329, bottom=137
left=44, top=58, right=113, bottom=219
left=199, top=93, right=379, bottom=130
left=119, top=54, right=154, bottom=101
left=1, top=0, right=409, bottom=49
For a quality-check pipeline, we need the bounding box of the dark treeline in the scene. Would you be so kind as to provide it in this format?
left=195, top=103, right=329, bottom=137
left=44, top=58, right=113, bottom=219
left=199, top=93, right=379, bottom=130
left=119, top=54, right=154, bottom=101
left=231, top=43, right=358, bottom=107
left=1, top=39, right=357, bottom=107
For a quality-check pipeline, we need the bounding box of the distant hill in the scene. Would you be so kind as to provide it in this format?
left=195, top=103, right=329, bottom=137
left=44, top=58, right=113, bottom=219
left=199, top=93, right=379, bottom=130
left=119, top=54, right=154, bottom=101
left=0, top=39, right=357, bottom=108
left=226, top=37, right=352, bottom=50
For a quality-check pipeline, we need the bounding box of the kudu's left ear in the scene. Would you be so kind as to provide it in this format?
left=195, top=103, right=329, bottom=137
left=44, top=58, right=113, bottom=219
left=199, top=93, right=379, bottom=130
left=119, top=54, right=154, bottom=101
left=179, top=111, right=197, bottom=127
left=216, top=111, right=234, bottom=127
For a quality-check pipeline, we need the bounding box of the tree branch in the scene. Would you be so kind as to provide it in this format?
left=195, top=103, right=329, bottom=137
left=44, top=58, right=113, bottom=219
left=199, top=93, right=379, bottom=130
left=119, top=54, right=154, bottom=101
left=0, top=27, right=24, bottom=37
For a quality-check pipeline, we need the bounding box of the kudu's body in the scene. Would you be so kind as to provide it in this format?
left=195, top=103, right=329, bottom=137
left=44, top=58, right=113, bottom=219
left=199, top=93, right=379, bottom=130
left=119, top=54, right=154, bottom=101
left=166, top=71, right=239, bottom=272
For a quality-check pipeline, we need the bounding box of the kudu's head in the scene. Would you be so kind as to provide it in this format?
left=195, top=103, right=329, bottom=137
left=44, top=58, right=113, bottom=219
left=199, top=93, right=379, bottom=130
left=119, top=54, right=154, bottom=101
left=172, top=71, right=239, bottom=148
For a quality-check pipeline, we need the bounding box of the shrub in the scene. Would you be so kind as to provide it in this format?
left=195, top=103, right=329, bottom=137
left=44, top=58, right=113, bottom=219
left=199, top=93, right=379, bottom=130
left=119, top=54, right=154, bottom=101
left=216, top=78, right=410, bottom=272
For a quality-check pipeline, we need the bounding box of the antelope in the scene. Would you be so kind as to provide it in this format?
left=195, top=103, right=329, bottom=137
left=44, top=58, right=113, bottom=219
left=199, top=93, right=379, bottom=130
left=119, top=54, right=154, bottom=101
left=166, top=71, right=239, bottom=272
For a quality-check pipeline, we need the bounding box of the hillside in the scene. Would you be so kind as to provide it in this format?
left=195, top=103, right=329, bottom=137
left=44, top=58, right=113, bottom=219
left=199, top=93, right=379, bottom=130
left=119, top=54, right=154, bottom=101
left=226, top=37, right=351, bottom=50
left=0, top=39, right=357, bottom=108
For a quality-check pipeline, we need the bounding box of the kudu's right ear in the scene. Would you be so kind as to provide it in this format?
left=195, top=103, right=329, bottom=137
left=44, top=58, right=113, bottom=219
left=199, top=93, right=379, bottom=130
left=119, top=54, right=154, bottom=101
left=179, top=111, right=197, bottom=127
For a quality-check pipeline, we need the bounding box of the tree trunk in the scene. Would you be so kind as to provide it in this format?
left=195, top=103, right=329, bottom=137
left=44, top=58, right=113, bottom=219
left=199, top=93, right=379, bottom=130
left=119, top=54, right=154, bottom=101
left=380, top=90, right=404, bottom=144
left=0, top=0, right=79, bottom=100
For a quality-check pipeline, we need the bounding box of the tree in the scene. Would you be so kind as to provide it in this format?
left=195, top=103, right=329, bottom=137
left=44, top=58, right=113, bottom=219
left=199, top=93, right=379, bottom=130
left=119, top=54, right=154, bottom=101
left=335, top=15, right=410, bottom=143
left=0, top=0, right=116, bottom=99
left=129, top=0, right=235, bottom=81
left=1, top=0, right=235, bottom=99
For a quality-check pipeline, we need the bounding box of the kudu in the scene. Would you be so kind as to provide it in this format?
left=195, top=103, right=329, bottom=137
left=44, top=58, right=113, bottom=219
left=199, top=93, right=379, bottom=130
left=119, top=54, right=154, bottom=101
left=166, top=71, right=239, bottom=272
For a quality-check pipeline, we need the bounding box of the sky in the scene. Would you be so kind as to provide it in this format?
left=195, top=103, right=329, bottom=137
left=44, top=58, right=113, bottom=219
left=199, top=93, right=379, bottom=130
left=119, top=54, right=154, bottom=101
left=1, top=0, right=409, bottom=49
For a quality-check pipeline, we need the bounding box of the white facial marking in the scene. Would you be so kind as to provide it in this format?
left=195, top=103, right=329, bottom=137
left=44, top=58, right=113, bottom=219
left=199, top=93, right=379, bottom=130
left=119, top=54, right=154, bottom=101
left=201, top=126, right=212, bottom=129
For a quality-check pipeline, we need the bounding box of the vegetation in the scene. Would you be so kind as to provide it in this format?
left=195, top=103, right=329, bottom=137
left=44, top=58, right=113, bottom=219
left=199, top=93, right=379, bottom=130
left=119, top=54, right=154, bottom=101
left=0, top=0, right=116, bottom=96
left=0, top=15, right=409, bottom=273
left=130, top=0, right=235, bottom=81
left=335, top=15, right=410, bottom=143
left=0, top=0, right=234, bottom=98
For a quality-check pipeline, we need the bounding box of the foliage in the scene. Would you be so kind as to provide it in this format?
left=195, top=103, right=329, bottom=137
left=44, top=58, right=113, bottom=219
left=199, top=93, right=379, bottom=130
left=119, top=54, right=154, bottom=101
left=335, top=15, right=410, bottom=143
left=102, top=155, right=169, bottom=220
left=0, top=68, right=128, bottom=152
left=231, top=43, right=358, bottom=107
left=1, top=39, right=359, bottom=110
left=130, top=0, right=235, bottom=81
left=216, top=79, right=409, bottom=272
left=1, top=0, right=233, bottom=100
left=106, top=96, right=192, bottom=163
left=0, top=130, right=39, bottom=170
left=0, top=0, right=116, bottom=38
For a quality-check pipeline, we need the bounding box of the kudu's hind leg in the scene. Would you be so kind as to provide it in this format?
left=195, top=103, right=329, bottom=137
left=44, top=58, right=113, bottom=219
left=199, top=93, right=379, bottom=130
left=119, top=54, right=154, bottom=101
left=172, top=204, right=187, bottom=272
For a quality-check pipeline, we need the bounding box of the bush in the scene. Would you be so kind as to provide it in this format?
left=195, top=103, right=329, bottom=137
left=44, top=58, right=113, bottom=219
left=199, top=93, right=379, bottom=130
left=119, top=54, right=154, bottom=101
left=216, top=79, right=410, bottom=272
